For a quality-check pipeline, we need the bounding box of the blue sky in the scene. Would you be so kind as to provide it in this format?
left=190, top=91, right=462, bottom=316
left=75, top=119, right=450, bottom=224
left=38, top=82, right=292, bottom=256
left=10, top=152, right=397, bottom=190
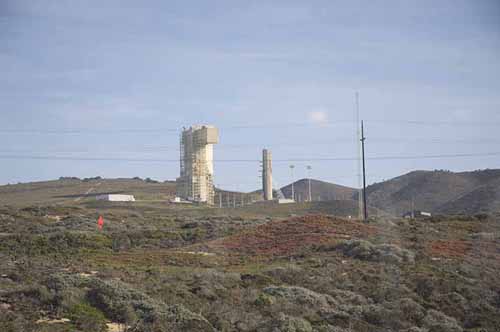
left=1, top=0, right=499, bottom=191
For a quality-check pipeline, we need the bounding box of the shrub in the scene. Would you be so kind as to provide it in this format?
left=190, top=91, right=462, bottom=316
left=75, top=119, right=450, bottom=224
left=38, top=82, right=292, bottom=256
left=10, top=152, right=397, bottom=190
left=397, top=298, right=426, bottom=324
left=255, top=293, right=274, bottom=306
left=474, top=213, right=489, bottom=221
left=275, top=313, right=313, bottom=332
left=415, top=277, right=435, bottom=300
left=0, top=311, right=33, bottom=332
left=337, top=240, right=415, bottom=264
left=112, top=233, right=132, bottom=252
left=35, top=285, right=55, bottom=305
left=422, top=309, right=463, bottom=332
left=69, top=302, right=107, bottom=332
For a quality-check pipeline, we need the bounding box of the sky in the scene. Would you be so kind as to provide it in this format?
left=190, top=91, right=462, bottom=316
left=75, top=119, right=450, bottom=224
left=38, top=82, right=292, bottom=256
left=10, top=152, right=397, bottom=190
left=1, top=0, right=499, bottom=191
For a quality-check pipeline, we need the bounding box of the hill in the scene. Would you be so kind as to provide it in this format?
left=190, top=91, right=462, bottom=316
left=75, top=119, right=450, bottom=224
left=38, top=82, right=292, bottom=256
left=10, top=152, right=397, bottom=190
left=280, top=178, right=356, bottom=202
left=0, top=177, right=176, bottom=206
left=437, top=177, right=500, bottom=215
left=3, top=169, right=500, bottom=216
left=363, top=169, right=500, bottom=215
left=0, top=177, right=371, bottom=219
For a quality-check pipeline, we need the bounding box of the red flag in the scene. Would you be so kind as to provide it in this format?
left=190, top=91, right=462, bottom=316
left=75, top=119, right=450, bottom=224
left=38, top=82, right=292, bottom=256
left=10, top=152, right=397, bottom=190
left=97, top=216, right=104, bottom=230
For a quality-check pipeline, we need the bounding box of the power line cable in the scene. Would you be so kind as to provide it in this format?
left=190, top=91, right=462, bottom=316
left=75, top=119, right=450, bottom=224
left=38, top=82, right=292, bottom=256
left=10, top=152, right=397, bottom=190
left=0, top=119, right=497, bottom=135
left=0, top=151, right=498, bottom=163
left=1, top=137, right=498, bottom=155
left=366, top=120, right=500, bottom=127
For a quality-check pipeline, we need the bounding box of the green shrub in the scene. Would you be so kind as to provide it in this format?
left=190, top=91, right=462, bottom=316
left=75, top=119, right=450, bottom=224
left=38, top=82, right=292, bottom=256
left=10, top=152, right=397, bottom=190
left=255, top=293, right=274, bottom=306
left=181, top=228, right=207, bottom=242
left=69, top=302, right=107, bottom=332
left=112, top=233, right=131, bottom=252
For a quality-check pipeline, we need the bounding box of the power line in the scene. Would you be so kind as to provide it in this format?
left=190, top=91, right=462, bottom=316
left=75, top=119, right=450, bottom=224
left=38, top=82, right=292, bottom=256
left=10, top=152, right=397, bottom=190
left=0, top=151, right=498, bottom=163
left=270, top=152, right=500, bottom=162
left=361, top=120, right=368, bottom=221
left=0, top=123, right=345, bottom=134
left=0, top=137, right=497, bottom=155
left=367, top=120, right=500, bottom=127
left=0, top=119, right=497, bottom=135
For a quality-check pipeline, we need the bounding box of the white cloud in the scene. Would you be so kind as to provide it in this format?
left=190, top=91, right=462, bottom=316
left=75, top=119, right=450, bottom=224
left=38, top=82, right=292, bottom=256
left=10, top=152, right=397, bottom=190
left=308, top=110, right=329, bottom=125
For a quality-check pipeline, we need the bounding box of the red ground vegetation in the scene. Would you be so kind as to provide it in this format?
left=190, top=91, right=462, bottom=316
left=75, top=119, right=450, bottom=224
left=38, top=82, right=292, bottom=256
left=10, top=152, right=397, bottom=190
left=427, top=240, right=473, bottom=258
left=209, top=215, right=377, bottom=257
left=427, top=239, right=500, bottom=261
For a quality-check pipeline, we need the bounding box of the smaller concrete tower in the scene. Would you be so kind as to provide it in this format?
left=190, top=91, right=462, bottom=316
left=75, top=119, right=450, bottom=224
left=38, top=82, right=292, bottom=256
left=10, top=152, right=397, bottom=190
left=262, top=149, right=273, bottom=200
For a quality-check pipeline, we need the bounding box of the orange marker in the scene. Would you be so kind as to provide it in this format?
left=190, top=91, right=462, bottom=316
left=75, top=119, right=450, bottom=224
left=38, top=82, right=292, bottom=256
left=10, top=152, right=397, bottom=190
left=97, top=215, right=104, bottom=230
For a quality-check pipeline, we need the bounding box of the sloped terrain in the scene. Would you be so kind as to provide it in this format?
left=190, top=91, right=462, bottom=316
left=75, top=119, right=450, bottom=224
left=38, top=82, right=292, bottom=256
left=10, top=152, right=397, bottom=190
left=1, top=202, right=499, bottom=332
left=0, top=177, right=176, bottom=206
left=207, top=215, right=377, bottom=258
left=281, top=179, right=356, bottom=202
left=437, top=177, right=500, bottom=215
left=363, top=169, right=500, bottom=215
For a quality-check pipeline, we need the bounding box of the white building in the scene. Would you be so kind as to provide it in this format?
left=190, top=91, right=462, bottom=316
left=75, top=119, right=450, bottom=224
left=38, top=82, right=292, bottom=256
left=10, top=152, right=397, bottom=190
left=176, top=125, right=219, bottom=205
left=277, top=198, right=295, bottom=204
left=96, top=194, right=136, bottom=202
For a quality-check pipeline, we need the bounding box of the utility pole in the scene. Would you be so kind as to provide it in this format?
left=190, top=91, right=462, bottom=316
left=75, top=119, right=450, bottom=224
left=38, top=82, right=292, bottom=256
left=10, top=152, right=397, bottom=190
left=219, top=192, right=222, bottom=208
left=361, top=120, right=368, bottom=221
left=356, top=92, right=363, bottom=220
left=306, top=165, right=312, bottom=202
left=289, top=165, right=295, bottom=201
left=411, top=195, right=415, bottom=219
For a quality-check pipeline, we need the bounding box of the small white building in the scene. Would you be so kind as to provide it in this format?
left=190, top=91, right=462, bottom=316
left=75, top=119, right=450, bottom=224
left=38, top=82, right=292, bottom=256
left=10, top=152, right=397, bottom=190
left=170, top=197, right=193, bottom=204
left=96, top=194, right=135, bottom=202
left=277, top=198, right=295, bottom=204
left=402, top=210, right=432, bottom=219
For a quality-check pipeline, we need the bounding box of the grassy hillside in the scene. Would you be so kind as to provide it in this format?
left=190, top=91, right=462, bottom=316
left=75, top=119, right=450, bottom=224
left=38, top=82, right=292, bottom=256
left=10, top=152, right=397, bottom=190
left=437, top=177, right=500, bottom=215
left=0, top=177, right=176, bottom=206
left=0, top=178, right=370, bottom=219
left=362, top=169, right=500, bottom=216
left=4, top=169, right=500, bottom=217
left=281, top=178, right=356, bottom=202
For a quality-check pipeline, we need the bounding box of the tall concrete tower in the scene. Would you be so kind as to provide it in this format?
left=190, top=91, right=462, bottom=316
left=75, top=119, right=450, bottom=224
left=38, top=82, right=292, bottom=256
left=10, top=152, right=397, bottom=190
left=176, top=125, right=219, bottom=205
left=262, top=149, right=273, bottom=200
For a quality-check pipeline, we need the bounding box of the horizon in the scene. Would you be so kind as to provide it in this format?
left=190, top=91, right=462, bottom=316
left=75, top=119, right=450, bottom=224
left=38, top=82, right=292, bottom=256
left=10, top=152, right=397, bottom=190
left=2, top=167, right=498, bottom=193
left=1, top=0, right=500, bottom=191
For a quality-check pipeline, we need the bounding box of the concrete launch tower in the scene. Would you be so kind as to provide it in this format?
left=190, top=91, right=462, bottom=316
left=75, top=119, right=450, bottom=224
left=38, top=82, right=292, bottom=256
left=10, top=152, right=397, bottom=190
left=262, top=149, right=273, bottom=200
left=176, top=125, right=219, bottom=205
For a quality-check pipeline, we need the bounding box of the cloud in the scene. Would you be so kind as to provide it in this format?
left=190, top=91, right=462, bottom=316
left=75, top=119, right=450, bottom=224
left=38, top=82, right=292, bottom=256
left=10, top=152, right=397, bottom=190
left=308, top=110, right=329, bottom=125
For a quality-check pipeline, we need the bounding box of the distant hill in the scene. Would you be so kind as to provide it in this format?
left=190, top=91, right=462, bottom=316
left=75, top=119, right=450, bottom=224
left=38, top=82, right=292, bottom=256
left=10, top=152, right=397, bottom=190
left=0, top=178, right=176, bottom=206
left=281, top=179, right=357, bottom=202
left=3, top=170, right=500, bottom=216
left=362, top=169, right=500, bottom=215
left=437, top=177, right=500, bottom=215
